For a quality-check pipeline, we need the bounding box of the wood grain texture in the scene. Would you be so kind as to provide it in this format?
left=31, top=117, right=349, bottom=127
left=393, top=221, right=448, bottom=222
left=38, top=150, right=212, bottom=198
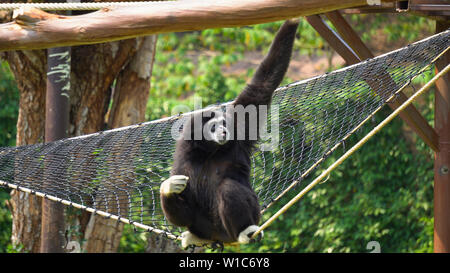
left=0, top=0, right=393, bottom=51
left=434, top=20, right=450, bottom=253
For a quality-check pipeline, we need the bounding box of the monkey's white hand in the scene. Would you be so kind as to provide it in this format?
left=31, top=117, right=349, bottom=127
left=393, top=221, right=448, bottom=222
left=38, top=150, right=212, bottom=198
left=160, top=175, right=189, bottom=195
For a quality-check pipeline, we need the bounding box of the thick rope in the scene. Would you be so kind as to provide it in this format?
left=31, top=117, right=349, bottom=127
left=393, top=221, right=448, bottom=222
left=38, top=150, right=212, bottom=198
left=0, top=1, right=169, bottom=11
left=251, top=63, right=450, bottom=240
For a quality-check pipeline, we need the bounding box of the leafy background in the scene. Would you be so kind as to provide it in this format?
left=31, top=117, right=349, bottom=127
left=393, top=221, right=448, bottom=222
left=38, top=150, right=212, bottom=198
left=0, top=13, right=437, bottom=252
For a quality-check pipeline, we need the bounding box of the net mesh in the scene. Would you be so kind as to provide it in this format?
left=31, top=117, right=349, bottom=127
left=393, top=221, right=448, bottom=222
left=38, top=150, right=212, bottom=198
left=1, top=30, right=449, bottom=239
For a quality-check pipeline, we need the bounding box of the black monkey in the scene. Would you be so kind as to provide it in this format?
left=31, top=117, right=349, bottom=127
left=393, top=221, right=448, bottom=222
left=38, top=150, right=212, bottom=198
left=160, top=19, right=300, bottom=248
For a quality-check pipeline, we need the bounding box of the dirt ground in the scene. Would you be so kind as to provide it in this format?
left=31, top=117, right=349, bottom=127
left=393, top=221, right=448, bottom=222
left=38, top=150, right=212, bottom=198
left=221, top=51, right=346, bottom=81
left=220, top=24, right=434, bottom=82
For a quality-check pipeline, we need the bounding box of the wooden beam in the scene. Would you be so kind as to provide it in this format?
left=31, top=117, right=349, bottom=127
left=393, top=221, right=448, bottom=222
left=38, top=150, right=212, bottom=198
left=323, top=11, right=374, bottom=60
left=326, top=10, right=439, bottom=151
left=409, top=0, right=450, bottom=19
left=305, top=15, right=361, bottom=63
left=434, top=20, right=450, bottom=253
left=307, top=11, right=439, bottom=151
left=0, top=0, right=397, bottom=51
left=341, top=0, right=450, bottom=18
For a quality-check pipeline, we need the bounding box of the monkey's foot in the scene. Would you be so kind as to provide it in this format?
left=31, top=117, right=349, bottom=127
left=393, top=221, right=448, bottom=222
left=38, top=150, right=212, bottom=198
left=181, top=231, right=213, bottom=249
left=238, top=225, right=264, bottom=244
left=160, top=175, right=189, bottom=195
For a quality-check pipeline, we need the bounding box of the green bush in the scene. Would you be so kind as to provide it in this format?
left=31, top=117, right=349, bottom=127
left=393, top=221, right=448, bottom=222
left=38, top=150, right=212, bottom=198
left=0, top=60, right=19, bottom=252
left=0, top=14, right=438, bottom=253
left=0, top=61, right=19, bottom=147
left=235, top=103, right=435, bottom=253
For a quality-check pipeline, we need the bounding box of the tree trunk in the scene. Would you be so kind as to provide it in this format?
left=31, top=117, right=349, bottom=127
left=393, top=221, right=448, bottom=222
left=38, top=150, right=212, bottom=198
left=2, top=30, right=162, bottom=254
left=82, top=35, right=158, bottom=253
left=108, top=35, right=157, bottom=128
left=0, top=4, right=46, bottom=252
left=6, top=49, right=46, bottom=253
left=5, top=37, right=158, bottom=253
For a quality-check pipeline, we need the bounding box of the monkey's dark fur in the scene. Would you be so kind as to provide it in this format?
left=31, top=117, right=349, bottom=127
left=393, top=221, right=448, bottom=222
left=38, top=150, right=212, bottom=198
left=161, top=20, right=299, bottom=244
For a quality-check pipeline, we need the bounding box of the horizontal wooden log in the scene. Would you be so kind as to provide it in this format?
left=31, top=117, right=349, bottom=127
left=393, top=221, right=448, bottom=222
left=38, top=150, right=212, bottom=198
left=0, top=0, right=396, bottom=51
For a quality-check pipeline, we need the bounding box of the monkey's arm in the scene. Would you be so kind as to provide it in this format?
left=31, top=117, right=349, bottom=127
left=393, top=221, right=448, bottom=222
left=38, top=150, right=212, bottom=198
left=251, top=18, right=300, bottom=91
left=234, top=18, right=300, bottom=107
left=160, top=175, right=193, bottom=227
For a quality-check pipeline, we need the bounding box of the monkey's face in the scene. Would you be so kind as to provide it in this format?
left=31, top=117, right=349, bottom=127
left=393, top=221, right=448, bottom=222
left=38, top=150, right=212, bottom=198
left=183, top=109, right=232, bottom=147
left=204, top=113, right=231, bottom=145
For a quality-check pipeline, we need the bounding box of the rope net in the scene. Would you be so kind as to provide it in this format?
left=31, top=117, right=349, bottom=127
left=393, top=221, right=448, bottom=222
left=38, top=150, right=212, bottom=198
left=1, top=30, right=449, bottom=240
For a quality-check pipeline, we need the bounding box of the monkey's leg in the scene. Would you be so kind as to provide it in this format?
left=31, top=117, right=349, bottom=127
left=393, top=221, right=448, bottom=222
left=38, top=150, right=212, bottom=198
left=160, top=175, right=193, bottom=227
left=217, top=179, right=262, bottom=244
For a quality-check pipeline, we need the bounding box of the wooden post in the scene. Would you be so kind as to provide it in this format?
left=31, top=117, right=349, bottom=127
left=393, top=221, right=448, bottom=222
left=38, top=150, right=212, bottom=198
left=40, top=2, right=71, bottom=253
left=40, top=45, right=70, bottom=252
left=434, top=20, right=450, bottom=253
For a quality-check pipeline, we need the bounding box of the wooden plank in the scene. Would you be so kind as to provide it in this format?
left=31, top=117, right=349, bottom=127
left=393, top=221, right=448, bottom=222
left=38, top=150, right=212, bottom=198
left=409, top=0, right=450, bottom=18
left=305, top=15, right=361, bottom=64
left=324, top=11, right=374, bottom=60
left=341, top=0, right=450, bottom=17
left=0, top=0, right=386, bottom=51
left=307, top=11, right=439, bottom=151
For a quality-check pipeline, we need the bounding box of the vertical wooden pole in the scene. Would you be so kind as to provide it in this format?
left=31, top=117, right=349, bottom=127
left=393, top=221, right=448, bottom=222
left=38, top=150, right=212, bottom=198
left=434, top=20, right=450, bottom=253
left=40, top=1, right=72, bottom=253
left=40, top=45, right=70, bottom=252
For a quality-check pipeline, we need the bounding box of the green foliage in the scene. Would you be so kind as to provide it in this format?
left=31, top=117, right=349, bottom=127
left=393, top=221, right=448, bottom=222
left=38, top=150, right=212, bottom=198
left=118, top=225, right=147, bottom=253
left=147, top=21, right=325, bottom=121
left=0, top=61, right=19, bottom=147
left=235, top=104, right=434, bottom=253
left=0, top=189, right=13, bottom=253
left=348, top=13, right=434, bottom=44
left=146, top=15, right=436, bottom=253
left=0, top=61, right=18, bottom=253
left=232, top=67, right=437, bottom=253
left=0, top=13, right=438, bottom=253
